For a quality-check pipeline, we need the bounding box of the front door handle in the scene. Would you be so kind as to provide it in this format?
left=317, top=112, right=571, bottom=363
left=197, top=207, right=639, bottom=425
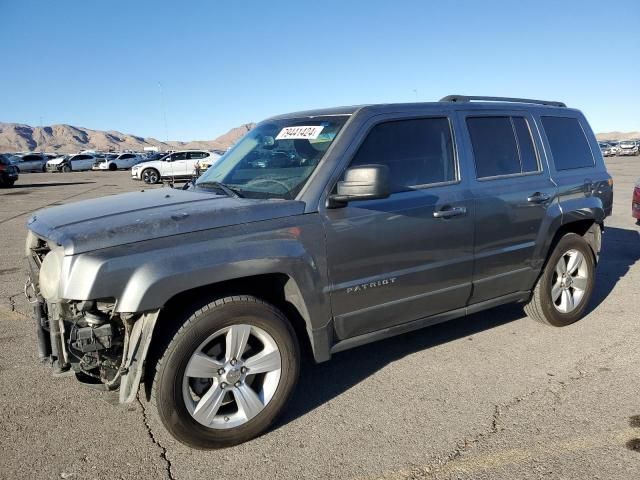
left=433, top=206, right=467, bottom=218
left=527, top=192, right=551, bottom=203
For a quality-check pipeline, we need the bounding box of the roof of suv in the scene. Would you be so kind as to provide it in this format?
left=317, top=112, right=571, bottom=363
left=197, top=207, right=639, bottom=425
left=266, top=95, right=572, bottom=121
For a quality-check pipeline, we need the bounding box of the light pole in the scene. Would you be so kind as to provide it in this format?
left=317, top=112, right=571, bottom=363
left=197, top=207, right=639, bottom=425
left=158, top=82, right=169, bottom=142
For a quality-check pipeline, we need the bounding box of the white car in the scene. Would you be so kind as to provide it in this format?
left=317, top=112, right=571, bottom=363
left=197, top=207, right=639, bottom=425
left=131, top=150, right=214, bottom=184
left=46, top=153, right=99, bottom=172
left=92, top=152, right=144, bottom=171
left=618, top=141, right=639, bottom=156
left=13, top=153, right=48, bottom=172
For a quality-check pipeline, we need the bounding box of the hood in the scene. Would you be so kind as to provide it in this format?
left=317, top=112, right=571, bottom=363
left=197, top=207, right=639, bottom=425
left=132, top=160, right=158, bottom=169
left=47, top=157, right=66, bottom=165
left=27, top=188, right=305, bottom=255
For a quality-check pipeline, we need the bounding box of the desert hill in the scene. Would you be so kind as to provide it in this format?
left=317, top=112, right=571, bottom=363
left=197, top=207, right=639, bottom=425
left=595, top=131, right=640, bottom=141
left=0, top=122, right=255, bottom=153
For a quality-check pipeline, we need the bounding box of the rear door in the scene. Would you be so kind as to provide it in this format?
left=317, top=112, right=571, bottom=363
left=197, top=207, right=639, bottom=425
left=457, top=111, right=558, bottom=304
left=187, top=152, right=206, bottom=175
left=322, top=114, right=475, bottom=340
left=76, top=155, right=95, bottom=170
left=118, top=153, right=136, bottom=168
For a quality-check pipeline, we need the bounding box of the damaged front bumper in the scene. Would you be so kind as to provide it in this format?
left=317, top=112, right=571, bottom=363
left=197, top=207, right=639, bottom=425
left=25, top=236, right=158, bottom=404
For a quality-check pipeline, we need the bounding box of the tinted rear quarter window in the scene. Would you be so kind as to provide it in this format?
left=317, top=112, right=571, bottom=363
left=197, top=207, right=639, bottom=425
left=512, top=117, right=539, bottom=172
left=542, top=116, right=594, bottom=170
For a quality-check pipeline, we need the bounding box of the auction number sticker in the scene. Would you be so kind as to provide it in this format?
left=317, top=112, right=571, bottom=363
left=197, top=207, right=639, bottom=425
left=276, top=125, right=324, bottom=140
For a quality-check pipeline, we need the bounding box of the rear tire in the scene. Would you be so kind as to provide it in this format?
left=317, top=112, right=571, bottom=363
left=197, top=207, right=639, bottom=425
left=525, top=233, right=595, bottom=327
left=152, top=296, right=300, bottom=449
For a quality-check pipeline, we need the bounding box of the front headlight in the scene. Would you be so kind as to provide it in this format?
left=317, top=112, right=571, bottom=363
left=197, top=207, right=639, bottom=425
left=39, top=251, right=62, bottom=301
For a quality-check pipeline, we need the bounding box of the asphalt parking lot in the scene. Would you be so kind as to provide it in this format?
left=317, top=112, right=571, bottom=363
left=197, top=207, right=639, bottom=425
left=1, top=160, right=639, bottom=480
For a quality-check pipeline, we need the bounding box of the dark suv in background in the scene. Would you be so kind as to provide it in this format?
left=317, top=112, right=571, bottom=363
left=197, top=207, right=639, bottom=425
left=0, top=154, right=19, bottom=187
left=25, top=96, right=613, bottom=448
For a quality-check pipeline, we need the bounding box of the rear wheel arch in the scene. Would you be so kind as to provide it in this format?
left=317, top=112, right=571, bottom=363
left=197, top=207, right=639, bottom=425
left=548, top=219, right=602, bottom=264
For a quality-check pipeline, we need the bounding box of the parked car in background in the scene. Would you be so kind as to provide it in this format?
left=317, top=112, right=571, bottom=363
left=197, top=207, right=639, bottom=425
left=92, top=152, right=144, bottom=171
left=633, top=179, right=640, bottom=224
left=13, top=153, right=48, bottom=172
left=0, top=154, right=19, bottom=187
left=131, top=150, right=213, bottom=184
left=599, top=142, right=614, bottom=157
left=618, top=141, right=639, bottom=156
left=607, top=141, right=621, bottom=155
left=46, top=153, right=99, bottom=172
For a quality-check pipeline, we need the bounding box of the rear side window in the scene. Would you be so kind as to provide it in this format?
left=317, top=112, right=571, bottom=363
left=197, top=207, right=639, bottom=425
left=350, top=117, right=456, bottom=193
left=467, top=116, right=540, bottom=178
left=541, top=116, right=594, bottom=170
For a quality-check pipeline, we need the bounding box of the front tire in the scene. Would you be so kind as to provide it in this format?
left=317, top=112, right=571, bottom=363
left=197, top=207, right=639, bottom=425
left=61, top=164, right=72, bottom=173
left=525, top=233, right=596, bottom=326
left=142, top=168, right=160, bottom=184
left=109, top=163, right=117, bottom=171
left=152, top=296, right=300, bottom=449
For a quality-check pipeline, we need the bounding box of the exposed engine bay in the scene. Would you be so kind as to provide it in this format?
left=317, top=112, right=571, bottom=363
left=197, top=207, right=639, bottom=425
left=26, top=232, right=158, bottom=402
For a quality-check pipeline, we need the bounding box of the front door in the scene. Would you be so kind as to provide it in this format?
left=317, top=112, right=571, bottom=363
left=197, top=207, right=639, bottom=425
left=322, top=116, right=474, bottom=340
left=457, top=112, right=558, bottom=304
left=168, top=152, right=189, bottom=177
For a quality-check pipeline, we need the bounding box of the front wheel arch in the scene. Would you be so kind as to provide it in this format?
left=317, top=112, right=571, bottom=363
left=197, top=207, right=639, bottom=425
left=142, top=273, right=315, bottom=400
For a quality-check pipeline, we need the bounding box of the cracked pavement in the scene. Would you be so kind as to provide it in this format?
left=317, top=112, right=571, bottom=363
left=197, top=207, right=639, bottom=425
left=1, top=160, right=639, bottom=479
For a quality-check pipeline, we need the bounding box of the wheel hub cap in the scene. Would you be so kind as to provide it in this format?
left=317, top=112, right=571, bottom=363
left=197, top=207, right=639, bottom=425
left=222, top=365, right=243, bottom=385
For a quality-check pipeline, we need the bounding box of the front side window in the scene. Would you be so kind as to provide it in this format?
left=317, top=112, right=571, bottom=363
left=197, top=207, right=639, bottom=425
left=467, top=116, right=540, bottom=178
left=348, top=117, right=456, bottom=193
left=197, top=116, right=348, bottom=199
left=541, top=116, right=594, bottom=170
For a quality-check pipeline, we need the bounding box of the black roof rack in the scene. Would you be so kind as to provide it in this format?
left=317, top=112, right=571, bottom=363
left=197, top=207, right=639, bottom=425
left=439, top=95, right=566, bottom=108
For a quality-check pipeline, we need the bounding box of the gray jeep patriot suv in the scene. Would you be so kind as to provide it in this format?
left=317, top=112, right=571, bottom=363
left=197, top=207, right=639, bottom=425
left=25, top=95, right=613, bottom=448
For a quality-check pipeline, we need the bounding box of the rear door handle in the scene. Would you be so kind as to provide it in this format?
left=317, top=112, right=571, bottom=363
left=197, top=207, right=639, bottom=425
left=527, top=192, right=551, bottom=203
left=433, top=206, right=467, bottom=218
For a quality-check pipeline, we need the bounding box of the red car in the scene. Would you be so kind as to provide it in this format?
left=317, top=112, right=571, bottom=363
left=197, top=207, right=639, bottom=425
left=634, top=179, right=640, bottom=223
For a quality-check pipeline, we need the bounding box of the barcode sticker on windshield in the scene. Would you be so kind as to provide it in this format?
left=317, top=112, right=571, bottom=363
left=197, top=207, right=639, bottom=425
left=276, top=126, right=324, bottom=140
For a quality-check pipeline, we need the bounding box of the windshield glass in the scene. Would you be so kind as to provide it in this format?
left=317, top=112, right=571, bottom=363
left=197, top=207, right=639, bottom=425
left=196, top=116, right=349, bottom=199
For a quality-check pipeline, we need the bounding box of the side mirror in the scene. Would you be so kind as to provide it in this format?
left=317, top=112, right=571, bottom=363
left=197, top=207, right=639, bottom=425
left=327, top=164, right=390, bottom=208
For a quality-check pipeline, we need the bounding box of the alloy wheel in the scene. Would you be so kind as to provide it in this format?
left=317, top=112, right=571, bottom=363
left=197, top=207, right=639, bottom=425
left=551, top=249, right=589, bottom=313
left=182, top=324, right=282, bottom=429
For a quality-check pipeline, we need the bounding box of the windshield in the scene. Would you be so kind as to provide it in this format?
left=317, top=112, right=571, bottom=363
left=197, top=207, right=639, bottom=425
left=196, top=116, right=349, bottom=199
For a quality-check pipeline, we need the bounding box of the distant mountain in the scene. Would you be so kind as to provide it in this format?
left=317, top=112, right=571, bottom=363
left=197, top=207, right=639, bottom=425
left=595, top=131, right=640, bottom=141
left=0, top=122, right=256, bottom=153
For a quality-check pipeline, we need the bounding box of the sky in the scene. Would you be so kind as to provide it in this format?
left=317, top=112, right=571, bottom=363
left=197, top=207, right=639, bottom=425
left=1, top=0, right=638, bottom=140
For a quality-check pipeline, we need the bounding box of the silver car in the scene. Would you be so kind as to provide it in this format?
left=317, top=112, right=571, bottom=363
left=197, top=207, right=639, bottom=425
left=13, top=153, right=48, bottom=172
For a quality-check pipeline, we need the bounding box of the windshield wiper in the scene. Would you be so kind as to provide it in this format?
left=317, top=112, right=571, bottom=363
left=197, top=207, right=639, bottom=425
left=196, top=181, right=244, bottom=198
